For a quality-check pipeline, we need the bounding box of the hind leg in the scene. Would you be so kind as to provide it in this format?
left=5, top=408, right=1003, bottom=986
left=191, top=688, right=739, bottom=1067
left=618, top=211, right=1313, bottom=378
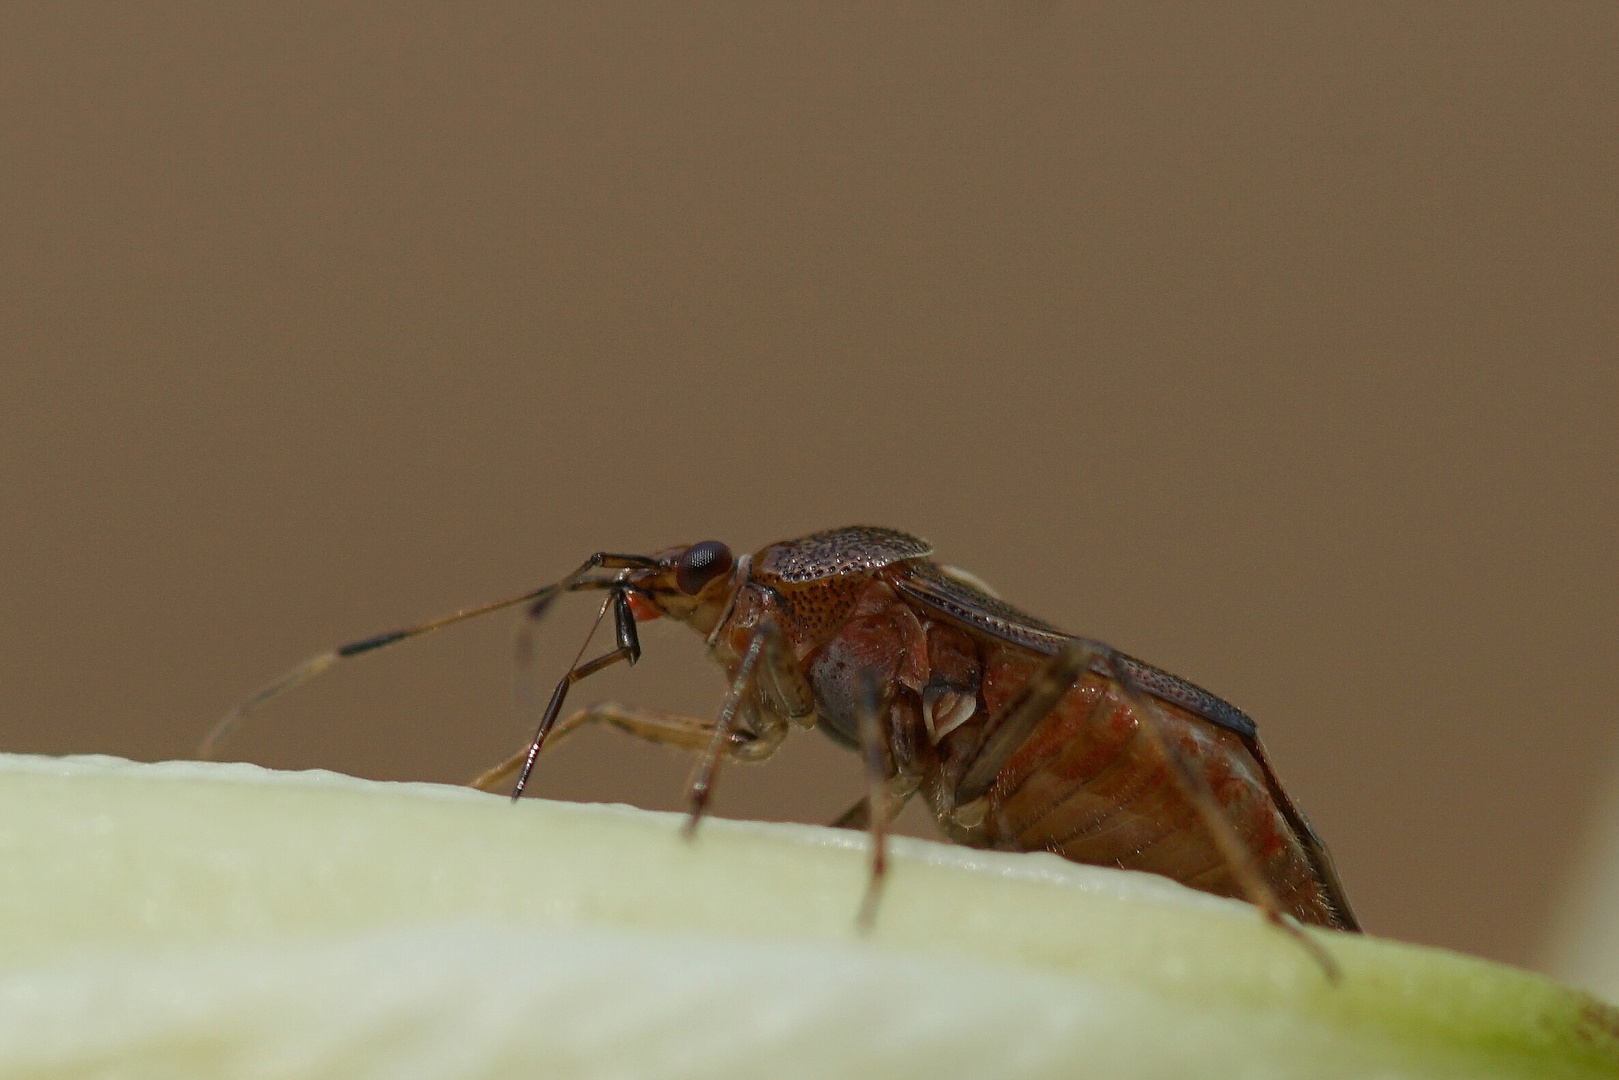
left=1102, top=656, right=1342, bottom=982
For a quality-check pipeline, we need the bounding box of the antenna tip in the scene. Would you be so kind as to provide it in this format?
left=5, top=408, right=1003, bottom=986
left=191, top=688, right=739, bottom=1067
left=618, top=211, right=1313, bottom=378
left=197, top=710, right=243, bottom=760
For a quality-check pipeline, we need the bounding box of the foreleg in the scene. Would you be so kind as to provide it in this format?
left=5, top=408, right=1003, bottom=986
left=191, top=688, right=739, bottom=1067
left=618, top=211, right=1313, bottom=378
left=469, top=702, right=760, bottom=792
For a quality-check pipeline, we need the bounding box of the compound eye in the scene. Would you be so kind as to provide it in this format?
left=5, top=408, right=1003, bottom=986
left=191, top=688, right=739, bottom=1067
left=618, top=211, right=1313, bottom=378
left=675, top=540, right=733, bottom=595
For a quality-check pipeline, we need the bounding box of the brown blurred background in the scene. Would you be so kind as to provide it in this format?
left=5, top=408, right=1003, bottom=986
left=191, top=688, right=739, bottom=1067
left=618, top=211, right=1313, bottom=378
left=1, top=4, right=1614, bottom=976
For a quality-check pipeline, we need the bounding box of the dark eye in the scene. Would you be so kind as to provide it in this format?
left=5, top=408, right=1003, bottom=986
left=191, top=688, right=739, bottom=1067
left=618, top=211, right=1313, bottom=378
left=675, top=540, right=733, bottom=595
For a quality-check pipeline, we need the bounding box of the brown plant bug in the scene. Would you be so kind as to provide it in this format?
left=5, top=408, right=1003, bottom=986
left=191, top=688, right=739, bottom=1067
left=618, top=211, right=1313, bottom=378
left=204, top=526, right=1357, bottom=976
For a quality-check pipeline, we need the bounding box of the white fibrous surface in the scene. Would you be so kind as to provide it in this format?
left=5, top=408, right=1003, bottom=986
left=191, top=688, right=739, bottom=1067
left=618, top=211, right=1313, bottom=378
left=0, top=753, right=1610, bottom=1079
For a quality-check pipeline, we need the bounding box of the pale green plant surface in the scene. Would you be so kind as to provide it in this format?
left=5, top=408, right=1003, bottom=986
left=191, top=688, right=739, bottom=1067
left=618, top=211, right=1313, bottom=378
left=0, top=753, right=1613, bottom=1079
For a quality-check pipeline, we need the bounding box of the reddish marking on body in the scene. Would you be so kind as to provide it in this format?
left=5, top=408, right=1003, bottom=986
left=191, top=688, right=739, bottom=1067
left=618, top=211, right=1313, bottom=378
left=1194, top=730, right=1290, bottom=861
left=982, top=650, right=1139, bottom=799
left=980, top=650, right=1042, bottom=718
left=626, top=591, right=664, bottom=622
left=802, top=578, right=933, bottom=722
left=972, top=654, right=1316, bottom=904
left=767, top=574, right=867, bottom=658
left=839, top=579, right=928, bottom=692
left=924, top=622, right=980, bottom=689
left=1008, top=681, right=1129, bottom=786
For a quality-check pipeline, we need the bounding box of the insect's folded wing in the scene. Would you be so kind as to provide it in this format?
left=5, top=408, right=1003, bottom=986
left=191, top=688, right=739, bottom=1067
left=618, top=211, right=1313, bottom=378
left=892, top=563, right=1071, bottom=655
left=893, top=565, right=1258, bottom=740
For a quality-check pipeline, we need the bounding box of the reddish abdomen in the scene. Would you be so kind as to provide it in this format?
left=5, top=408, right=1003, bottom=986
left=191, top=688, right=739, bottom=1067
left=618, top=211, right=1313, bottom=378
left=950, top=652, right=1344, bottom=928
